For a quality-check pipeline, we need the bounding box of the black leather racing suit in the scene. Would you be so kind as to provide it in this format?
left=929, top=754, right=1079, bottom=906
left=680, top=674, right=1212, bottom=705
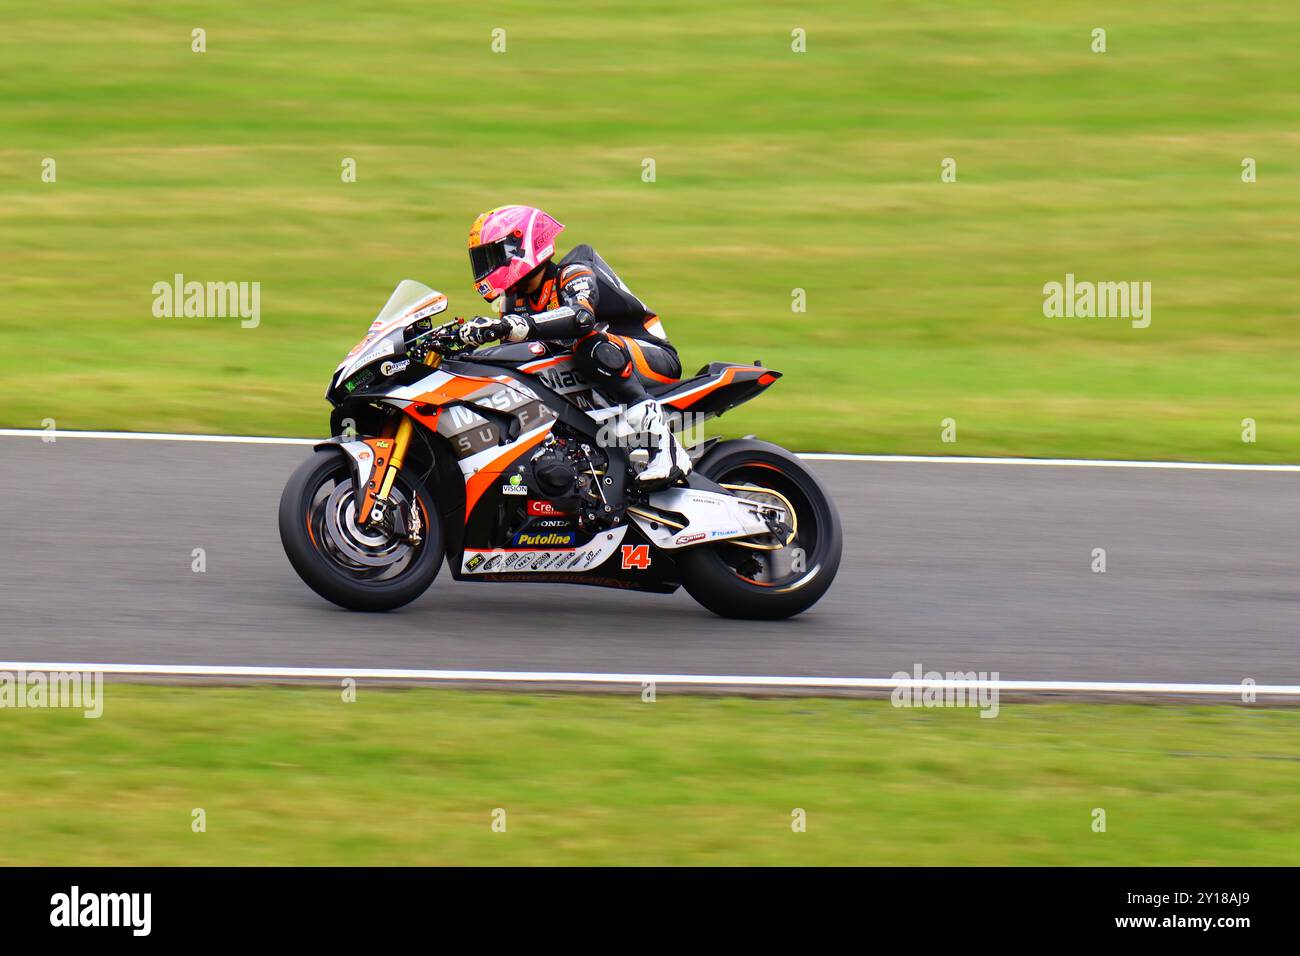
left=500, top=245, right=681, bottom=404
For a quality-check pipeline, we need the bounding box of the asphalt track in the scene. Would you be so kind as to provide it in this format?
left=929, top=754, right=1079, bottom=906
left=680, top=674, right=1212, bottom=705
left=1, top=435, right=1298, bottom=687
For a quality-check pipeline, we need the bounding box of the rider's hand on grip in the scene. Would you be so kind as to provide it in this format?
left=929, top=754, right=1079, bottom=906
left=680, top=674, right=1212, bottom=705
left=457, top=315, right=508, bottom=348
left=424, top=317, right=466, bottom=353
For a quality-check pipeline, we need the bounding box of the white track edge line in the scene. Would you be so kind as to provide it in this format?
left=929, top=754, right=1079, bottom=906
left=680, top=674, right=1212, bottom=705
left=1, top=429, right=1296, bottom=471
left=796, top=453, right=1300, bottom=472
left=1, top=662, right=1294, bottom=695
left=0, top=429, right=317, bottom=446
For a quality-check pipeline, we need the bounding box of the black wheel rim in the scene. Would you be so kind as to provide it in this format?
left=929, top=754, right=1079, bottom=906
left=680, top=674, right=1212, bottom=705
left=304, top=461, right=429, bottom=584
left=709, top=461, right=823, bottom=590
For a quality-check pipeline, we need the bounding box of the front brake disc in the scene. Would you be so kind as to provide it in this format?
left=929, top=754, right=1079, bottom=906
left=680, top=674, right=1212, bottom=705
left=322, top=483, right=410, bottom=568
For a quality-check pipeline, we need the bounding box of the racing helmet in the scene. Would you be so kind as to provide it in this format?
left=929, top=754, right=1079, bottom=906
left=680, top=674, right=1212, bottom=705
left=467, top=205, right=565, bottom=301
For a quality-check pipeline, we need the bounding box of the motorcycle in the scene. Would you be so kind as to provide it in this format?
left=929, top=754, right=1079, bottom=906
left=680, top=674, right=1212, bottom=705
left=278, top=280, right=842, bottom=618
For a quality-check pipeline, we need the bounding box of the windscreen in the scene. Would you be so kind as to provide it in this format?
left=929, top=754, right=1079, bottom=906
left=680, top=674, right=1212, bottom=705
left=336, top=280, right=447, bottom=376
left=374, top=280, right=440, bottom=325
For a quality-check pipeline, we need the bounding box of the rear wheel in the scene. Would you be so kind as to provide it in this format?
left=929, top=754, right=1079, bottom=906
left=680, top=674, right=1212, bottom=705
left=678, top=440, right=842, bottom=620
left=278, top=448, right=444, bottom=611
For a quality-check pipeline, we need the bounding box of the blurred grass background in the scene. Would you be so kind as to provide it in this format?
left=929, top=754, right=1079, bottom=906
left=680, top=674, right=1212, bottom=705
left=3, top=686, right=1299, bottom=865
left=1, top=0, right=1297, bottom=457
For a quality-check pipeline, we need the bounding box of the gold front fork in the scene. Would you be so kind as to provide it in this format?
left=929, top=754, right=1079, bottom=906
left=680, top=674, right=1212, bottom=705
left=376, top=415, right=414, bottom=503
left=359, top=344, right=440, bottom=525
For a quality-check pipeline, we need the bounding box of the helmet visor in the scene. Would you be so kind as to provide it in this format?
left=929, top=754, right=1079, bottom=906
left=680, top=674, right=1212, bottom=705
left=469, top=239, right=512, bottom=283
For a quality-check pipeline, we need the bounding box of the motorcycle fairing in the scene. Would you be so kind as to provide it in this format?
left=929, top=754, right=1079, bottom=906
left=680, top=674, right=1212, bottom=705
left=474, top=347, right=611, bottom=412
left=628, top=486, right=783, bottom=551
left=653, top=363, right=780, bottom=418
left=460, top=525, right=628, bottom=575
left=381, top=359, right=667, bottom=588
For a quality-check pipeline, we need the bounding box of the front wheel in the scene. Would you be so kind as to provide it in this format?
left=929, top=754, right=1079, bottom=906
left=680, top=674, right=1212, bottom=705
left=278, top=448, right=444, bottom=611
left=678, top=440, right=842, bottom=620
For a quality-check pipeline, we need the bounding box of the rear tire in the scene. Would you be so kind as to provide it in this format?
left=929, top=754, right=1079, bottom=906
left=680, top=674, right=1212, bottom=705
left=678, top=440, right=842, bottom=620
left=278, top=448, right=444, bottom=612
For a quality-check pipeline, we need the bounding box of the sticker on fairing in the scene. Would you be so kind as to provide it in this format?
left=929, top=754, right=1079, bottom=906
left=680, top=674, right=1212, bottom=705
left=460, top=526, right=629, bottom=574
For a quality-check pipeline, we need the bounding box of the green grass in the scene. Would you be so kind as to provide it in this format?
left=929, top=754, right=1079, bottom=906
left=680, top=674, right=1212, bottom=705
left=2, top=1, right=1298, bottom=459
left=2, top=685, right=1299, bottom=865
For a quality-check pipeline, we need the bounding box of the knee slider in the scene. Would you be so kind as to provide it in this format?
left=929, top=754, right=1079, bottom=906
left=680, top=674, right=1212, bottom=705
left=577, top=335, right=631, bottom=380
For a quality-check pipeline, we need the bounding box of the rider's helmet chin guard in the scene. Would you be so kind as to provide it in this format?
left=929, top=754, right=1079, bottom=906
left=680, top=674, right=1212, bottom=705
left=468, top=205, right=565, bottom=302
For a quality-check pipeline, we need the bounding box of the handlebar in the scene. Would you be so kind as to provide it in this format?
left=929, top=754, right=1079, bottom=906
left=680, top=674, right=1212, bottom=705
left=408, top=318, right=469, bottom=358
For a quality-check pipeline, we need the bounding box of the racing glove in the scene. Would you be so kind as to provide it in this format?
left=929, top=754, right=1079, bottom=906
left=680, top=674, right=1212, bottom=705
left=457, top=314, right=531, bottom=348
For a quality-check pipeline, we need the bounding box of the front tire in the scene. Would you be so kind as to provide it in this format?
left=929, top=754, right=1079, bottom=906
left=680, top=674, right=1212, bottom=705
left=278, top=448, right=444, bottom=612
left=678, top=440, right=842, bottom=620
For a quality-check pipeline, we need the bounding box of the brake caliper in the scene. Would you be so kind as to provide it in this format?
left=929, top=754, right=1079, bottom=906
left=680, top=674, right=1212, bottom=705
left=405, top=498, right=423, bottom=547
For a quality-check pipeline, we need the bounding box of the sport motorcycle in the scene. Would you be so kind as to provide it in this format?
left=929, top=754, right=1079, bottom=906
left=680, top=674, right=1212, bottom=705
left=278, top=280, right=842, bottom=618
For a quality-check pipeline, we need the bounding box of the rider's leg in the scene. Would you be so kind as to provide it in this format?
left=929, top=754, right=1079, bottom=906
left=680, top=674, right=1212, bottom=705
left=571, top=332, right=690, bottom=486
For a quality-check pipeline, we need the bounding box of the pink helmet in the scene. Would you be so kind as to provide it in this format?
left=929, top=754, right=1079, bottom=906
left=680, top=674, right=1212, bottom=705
left=467, top=205, right=565, bottom=301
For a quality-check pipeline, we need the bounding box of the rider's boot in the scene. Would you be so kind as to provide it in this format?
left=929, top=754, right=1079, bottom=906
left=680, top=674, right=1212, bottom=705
left=627, top=398, right=691, bottom=489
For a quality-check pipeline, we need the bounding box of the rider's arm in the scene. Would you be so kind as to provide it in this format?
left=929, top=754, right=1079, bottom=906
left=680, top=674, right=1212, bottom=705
left=459, top=263, right=602, bottom=346
left=520, top=262, right=601, bottom=340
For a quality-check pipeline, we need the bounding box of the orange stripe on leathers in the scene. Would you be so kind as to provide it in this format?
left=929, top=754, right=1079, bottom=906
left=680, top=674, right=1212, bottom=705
left=618, top=336, right=676, bottom=384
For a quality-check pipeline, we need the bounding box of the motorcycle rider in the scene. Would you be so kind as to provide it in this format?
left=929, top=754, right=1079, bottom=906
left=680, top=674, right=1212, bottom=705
left=460, top=204, right=691, bottom=487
